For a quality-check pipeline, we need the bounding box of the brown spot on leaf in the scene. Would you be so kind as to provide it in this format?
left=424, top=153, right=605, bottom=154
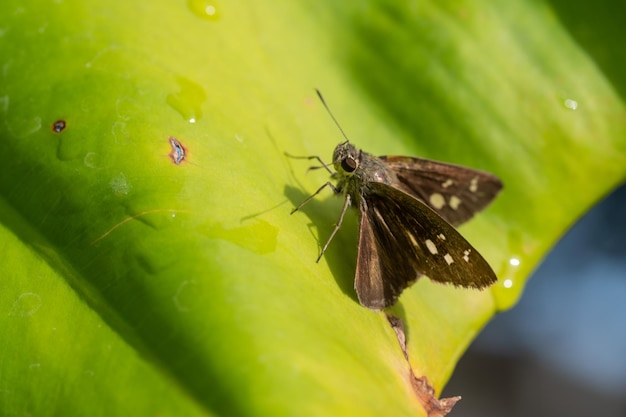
left=386, top=313, right=408, bottom=360
left=410, top=375, right=461, bottom=417
left=385, top=313, right=461, bottom=416
left=52, top=119, right=66, bottom=133
left=168, top=136, right=187, bottom=165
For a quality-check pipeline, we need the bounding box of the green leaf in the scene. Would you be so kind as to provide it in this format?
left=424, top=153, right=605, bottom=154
left=1, top=1, right=624, bottom=416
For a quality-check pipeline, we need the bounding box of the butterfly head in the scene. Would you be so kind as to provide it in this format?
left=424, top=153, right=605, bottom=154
left=333, top=141, right=361, bottom=176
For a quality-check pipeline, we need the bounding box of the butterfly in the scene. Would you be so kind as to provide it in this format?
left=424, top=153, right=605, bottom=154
left=290, top=91, right=503, bottom=310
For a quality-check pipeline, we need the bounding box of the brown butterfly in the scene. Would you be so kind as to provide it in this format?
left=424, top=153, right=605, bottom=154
left=290, top=90, right=503, bottom=310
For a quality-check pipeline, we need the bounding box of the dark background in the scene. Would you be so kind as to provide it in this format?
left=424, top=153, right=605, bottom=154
left=443, top=183, right=626, bottom=416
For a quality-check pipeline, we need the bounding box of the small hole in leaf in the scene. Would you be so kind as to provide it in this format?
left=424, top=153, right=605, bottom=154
left=168, top=136, right=187, bottom=165
left=52, top=119, right=66, bottom=133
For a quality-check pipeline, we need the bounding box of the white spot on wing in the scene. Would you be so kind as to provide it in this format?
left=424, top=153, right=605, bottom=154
left=437, top=233, right=446, bottom=241
left=462, top=249, right=471, bottom=262
left=407, top=233, right=419, bottom=247
left=429, top=193, right=445, bottom=209
left=469, top=177, right=478, bottom=193
left=449, top=196, right=462, bottom=210
left=425, top=239, right=438, bottom=254
left=442, top=179, right=454, bottom=188
left=444, top=253, right=454, bottom=265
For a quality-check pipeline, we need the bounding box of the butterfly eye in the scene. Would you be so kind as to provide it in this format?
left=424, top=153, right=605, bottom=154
left=341, top=157, right=357, bottom=173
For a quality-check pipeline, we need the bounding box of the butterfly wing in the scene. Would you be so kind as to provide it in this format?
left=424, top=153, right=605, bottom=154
left=354, top=182, right=497, bottom=310
left=379, top=155, right=502, bottom=226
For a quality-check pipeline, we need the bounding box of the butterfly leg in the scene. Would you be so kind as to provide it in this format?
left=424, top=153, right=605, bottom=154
left=316, top=193, right=351, bottom=263
left=290, top=181, right=339, bottom=215
left=284, top=152, right=334, bottom=175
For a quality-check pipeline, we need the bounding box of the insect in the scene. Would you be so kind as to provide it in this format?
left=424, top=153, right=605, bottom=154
left=290, top=90, right=503, bottom=310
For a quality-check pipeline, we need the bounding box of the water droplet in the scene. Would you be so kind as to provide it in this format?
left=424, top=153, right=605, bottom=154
left=188, top=0, right=220, bottom=21
left=166, top=76, right=206, bottom=123
left=9, top=293, right=42, bottom=317
left=115, top=97, right=140, bottom=121
left=83, top=152, right=101, bottom=168
left=564, top=98, right=578, bottom=110
left=490, top=229, right=537, bottom=310
left=111, top=120, right=130, bottom=142
left=109, top=172, right=131, bottom=195
left=173, top=280, right=196, bottom=312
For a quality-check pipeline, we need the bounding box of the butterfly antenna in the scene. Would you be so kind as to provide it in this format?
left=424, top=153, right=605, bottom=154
left=315, top=89, right=350, bottom=143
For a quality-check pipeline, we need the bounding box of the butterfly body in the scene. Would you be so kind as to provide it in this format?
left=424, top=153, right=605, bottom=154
left=333, top=142, right=399, bottom=200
